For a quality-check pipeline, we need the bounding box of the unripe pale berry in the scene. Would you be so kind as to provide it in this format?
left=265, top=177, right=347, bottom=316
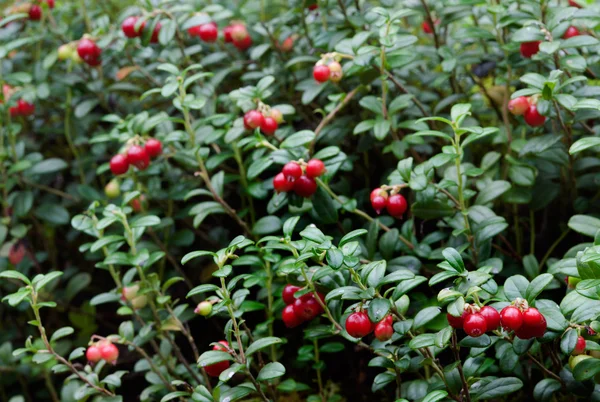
left=121, top=284, right=140, bottom=301
left=508, top=96, right=529, bottom=116
left=328, top=62, right=343, bottom=83
left=270, top=108, right=284, bottom=124
left=195, top=301, right=213, bottom=316
left=57, top=44, right=74, bottom=60
left=105, top=179, right=121, bottom=199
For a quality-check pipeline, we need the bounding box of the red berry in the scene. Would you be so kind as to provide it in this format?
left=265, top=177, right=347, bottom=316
left=205, top=341, right=230, bottom=377
left=563, top=26, right=580, bottom=39
left=282, top=285, right=300, bottom=305
left=569, top=0, right=582, bottom=7
left=521, top=307, right=547, bottom=337
left=223, top=25, right=234, bottom=43
left=29, top=5, right=42, bottom=20
left=463, top=313, right=487, bottom=337
left=500, top=306, right=523, bottom=331
left=370, top=188, right=388, bottom=202
left=273, top=172, right=294, bottom=193
left=150, top=23, right=161, bottom=43
left=9, top=106, right=20, bottom=117
left=345, top=312, right=373, bottom=338
left=386, top=194, right=408, bottom=218
left=197, top=23, right=219, bottom=42
left=122, top=16, right=143, bottom=38
left=8, top=243, right=26, bottom=266
left=374, top=320, right=394, bottom=341
left=99, top=343, right=119, bottom=364
left=86, top=345, right=102, bottom=363
left=422, top=21, right=432, bottom=34
left=293, top=175, right=317, bottom=198
left=308, top=4, right=318, bottom=10
left=15, top=99, right=35, bottom=116
left=508, top=96, right=530, bottom=116
left=524, top=105, right=546, bottom=127
left=109, top=154, right=129, bottom=175
left=46, top=0, right=55, bottom=8
left=77, top=38, right=102, bottom=66
left=127, top=145, right=150, bottom=170
left=446, top=312, right=465, bottom=329
left=230, top=24, right=248, bottom=41
left=282, top=162, right=303, bottom=180
left=292, top=296, right=321, bottom=320
left=280, top=37, right=293, bottom=52
left=573, top=336, right=586, bottom=355
left=520, top=41, right=541, bottom=58
left=145, top=138, right=163, bottom=158
left=243, top=110, right=264, bottom=130
left=306, top=159, right=325, bottom=178
left=233, top=35, right=252, bottom=50
left=371, top=196, right=387, bottom=215
left=282, top=304, right=304, bottom=328
left=313, top=65, right=331, bottom=83
left=130, top=196, right=144, bottom=213
left=260, top=116, right=278, bottom=135
left=480, top=306, right=501, bottom=331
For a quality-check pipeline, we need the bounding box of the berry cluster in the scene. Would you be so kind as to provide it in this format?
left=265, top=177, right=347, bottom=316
left=243, top=108, right=283, bottom=135
left=508, top=96, right=546, bottom=127
left=370, top=187, right=408, bottom=218
left=224, top=23, right=252, bottom=50
left=500, top=301, right=547, bottom=339
left=86, top=341, right=119, bottom=365
left=281, top=285, right=325, bottom=328
left=273, top=160, right=325, bottom=198
left=77, top=38, right=102, bottom=66
left=109, top=138, right=163, bottom=176
left=313, top=61, right=343, bottom=84
left=204, top=341, right=230, bottom=377
left=345, top=311, right=394, bottom=341
left=447, top=304, right=501, bottom=338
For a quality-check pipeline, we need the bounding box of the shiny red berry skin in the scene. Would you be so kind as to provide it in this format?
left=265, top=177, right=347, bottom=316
left=313, top=65, right=331, bottom=83
left=127, top=145, right=150, bottom=170
left=422, top=21, right=432, bottom=34
left=463, top=313, right=487, bottom=337
left=46, top=0, right=55, bottom=8
left=282, top=285, right=300, bottom=305
left=293, top=175, right=317, bottom=198
left=243, top=110, right=264, bottom=130
left=145, top=138, right=162, bottom=158
left=122, top=16, right=142, bottom=38
left=223, top=25, right=234, bottom=42
left=508, top=96, right=529, bottom=116
left=200, top=23, right=218, bottom=42
left=282, top=304, right=304, bottom=328
left=563, top=26, right=580, bottom=39
left=573, top=336, right=586, bottom=355
left=374, top=320, right=394, bottom=341
left=109, top=154, right=129, bottom=175
left=447, top=312, right=465, bottom=329
left=521, top=307, right=547, bottom=337
left=77, top=38, right=101, bottom=66
left=569, top=0, right=581, bottom=8
left=386, top=194, right=408, bottom=218
left=9, top=243, right=26, bottom=266
left=205, top=341, right=230, bottom=377
left=480, top=306, right=501, bottom=331
left=150, top=23, right=161, bottom=43
left=520, top=41, right=541, bottom=58
left=86, top=345, right=102, bottom=363
left=233, top=34, right=252, bottom=50
left=500, top=306, right=523, bottom=331
left=371, top=196, right=387, bottom=215
left=13, top=99, right=35, bottom=116
left=260, top=116, right=278, bottom=135
left=282, top=162, right=302, bottom=180
left=293, top=296, right=321, bottom=320
left=29, top=5, right=42, bottom=20
left=306, top=159, right=325, bottom=178
left=370, top=188, right=387, bottom=202
left=524, top=105, right=546, bottom=127
left=273, top=172, right=294, bottom=193
left=99, top=343, right=119, bottom=364
left=345, top=312, right=373, bottom=338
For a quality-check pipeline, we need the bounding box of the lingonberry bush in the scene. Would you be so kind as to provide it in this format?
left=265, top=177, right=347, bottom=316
left=2, top=0, right=600, bottom=401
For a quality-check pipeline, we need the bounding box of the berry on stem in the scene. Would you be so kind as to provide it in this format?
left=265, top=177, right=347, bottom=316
left=568, top=0, right=582, bottom=8
left=282, top=304, right=304, bottom=328
left=463, top=313, right=487, bottom=337
left=29, top=5, right=42, bottom=20
left=293, top=175, right=317, bottom=198
left=282, top=162, right=303, bottom=180
left=194, top=22, right=218, bottom=42
left=479, top=306, right=501, bottom=331
left=122, top=16, right=143, bottom=38
left=573, top=335, right=586, bottom=355
left=374, top=319, right=394, bottom=341
left=127, top=145, right=150, bottom=170
left=386, top=194, right=408, bottom=218
left=345, top=311, right=373, bottom=338
left=99, top=342, right=119, bottom=364
left=260, top=116, right=278, bottom=136
left=109, top=154, right=129, bottom=175
left=205, top=341, right=230, bottom=377
left=508, top=96, right=530, bottom=116
left=223, top=25, right=234, bottom=42
left=145, top=138, right=163, bottom=158
left=446, top=312, right=465, bottom=329
left=282, top=285, right=300, bottom=305
left=500, top=305, right=523, bottom=331
left=243, top=110, right=264, bottom=130
left=306, top=159, right=325, bottom=178
left=273, top=172, right=294, bottom=193
left=313, top=65, right=330, bottom=83
left=86, top=345, right=102, bottom=363
left=523, top=105, right=546, bottom=127
left=563, top=26, right=580, bottom=39
left=292, top=295, right=321, bottom=320
left=371, top=196, right=386, bottom=215
left=520, top=41, right=541, bottom=58
left=521, top=307, right=546, bottom=338
left=328, top=61, right=343, bottom=83
left=77, top=38, right=102, bottom=66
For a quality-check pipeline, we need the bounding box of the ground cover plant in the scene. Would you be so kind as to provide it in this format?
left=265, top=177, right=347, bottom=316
left=2, top=0, right=600, bottom=401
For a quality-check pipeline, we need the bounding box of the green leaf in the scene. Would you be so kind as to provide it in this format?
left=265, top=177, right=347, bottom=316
left=313, top=187, right=338, bottom=224
left=257, top=362, right=286, bottom=381
left=569, top=215, right=600, bottom=237
left=245, top=337, right=282, bottom=356
left=422, top=390, right=448, bottom=402
left=130, top=215, right=161, bottom=228
left=475, top=180, right=511, bottom=205
left=0, top=270, right=31, bottom=284
left=368, top=298, right=391, bottom=323
left=187, top=284, right=219, bottom=298
left=472, top=377, right=523, bottom=400
left=161, top=392, right=191, bottom=402
left=252, top=216, right=282, bottom=235
left=533, top=379, right=561, bottom=402
left=280, top=130, right=315, bottom=148
left=412, top=306, right=441, bottom=329
left=573, top=357, right=600, bottom=381
left=30, top=158, right=68, bottom=174
left=50, top=327, right=74, bottom=342
left=560, top=328, right=578, bottom=355
left=442, top=247, right=465, bottom=273
left=570, top=137, right=600, bottom=155
left=197, top=351, right=233, bottom=367
left=525, top=273, right=553, bottom=302
left=182, top=250, right=215, bottom=265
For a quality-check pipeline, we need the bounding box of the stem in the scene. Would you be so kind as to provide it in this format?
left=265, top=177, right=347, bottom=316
left=43, top=371, right=59, bottom=402
left=539, top=228, right=570, bottom=270
left=313, top=339, right=326, bottom=402
left=64, top=63, right=86, bottom=184
left=451, top=332, right=471, bottom=402
left=453, top=136, right=478, bottom=265
left=233, top=144, right=255, bottom=226
left=265, top=260, right=277, bottom=362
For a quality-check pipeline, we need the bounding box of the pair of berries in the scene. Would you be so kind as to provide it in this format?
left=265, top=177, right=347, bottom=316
left=121, top=284, right=148, bottom=310
left=345, top=311, right=394, bottom=341
left=189, top=22, right=218, bottom=43
left=273, top=160, right=325, bottom=198
left=508, top=96, right=546, bottom=127
left=204, top=341, right=230, bottom=377
left=243, top=109, right=281, bottom=135
left=447, top=305, right=501, bottom=337
left=9, top=99, right=35, bottom=117
left=109, top=139, right=163, bottom=175
left=77, top=38, right=102, bottom=66
left=499, top=304, right=547, bottom=339
left=121, top=16, right=161, bottom=43
left=86, top=341, right=119, bottom=365
left=224, top=23, right=252, bottom=50
left=313, top=62, right=343, bottom=83
left=370, top=188, right=408, bottom=218
left=281, top=285, right=325, bottom=328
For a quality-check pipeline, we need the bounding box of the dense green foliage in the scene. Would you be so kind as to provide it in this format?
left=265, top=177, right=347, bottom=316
left=2, top=0, right=600, bottom=401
